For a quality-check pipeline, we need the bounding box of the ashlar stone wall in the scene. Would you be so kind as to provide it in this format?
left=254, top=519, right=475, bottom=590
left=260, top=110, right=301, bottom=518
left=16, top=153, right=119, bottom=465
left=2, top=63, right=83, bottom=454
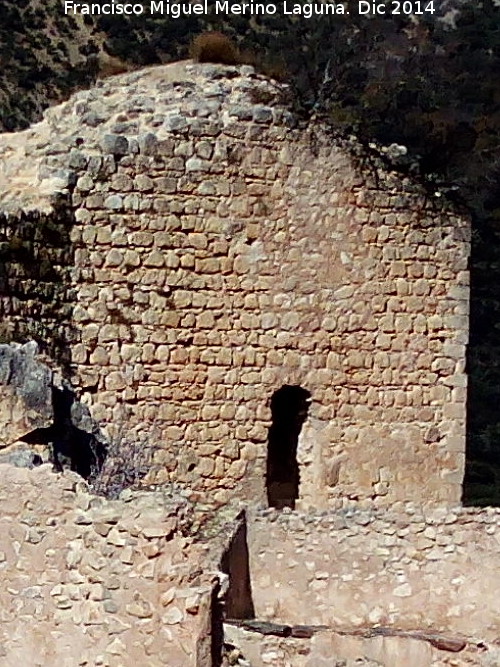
left=0, top=62, right=470, bottom=508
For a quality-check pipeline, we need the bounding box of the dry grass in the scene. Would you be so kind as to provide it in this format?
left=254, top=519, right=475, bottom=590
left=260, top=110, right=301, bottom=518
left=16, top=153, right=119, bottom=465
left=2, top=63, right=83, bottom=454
left=92, top=428, right=157, bottom=498
left=190, top=32, right=240, bottom=65
left=96, top=54, right=134, bottom=79
left=190, top=32, right=288, bottom=82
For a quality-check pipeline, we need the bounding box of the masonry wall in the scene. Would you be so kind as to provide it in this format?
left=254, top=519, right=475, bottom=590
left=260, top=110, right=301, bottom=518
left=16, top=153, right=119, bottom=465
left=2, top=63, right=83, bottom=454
left=0, top=64, right=471, bottom=508
left=0, top=209, right=75, bottom=365
left=247, top=506, right=500, bottom=640
left=0, top=464, right=215, bottom=667
left=69, top=121, right=469, bottom=507
left=225, top=624, right=489, bottom=667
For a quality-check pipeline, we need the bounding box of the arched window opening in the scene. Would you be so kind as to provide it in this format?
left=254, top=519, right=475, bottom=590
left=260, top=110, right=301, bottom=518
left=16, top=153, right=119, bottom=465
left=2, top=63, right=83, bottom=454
left=266, top=385, right=311, bottom=509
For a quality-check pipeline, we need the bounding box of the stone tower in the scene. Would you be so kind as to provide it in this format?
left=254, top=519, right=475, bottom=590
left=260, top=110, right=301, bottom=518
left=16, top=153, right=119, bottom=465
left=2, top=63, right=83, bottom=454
left=0, top=62, right=470, bottom=509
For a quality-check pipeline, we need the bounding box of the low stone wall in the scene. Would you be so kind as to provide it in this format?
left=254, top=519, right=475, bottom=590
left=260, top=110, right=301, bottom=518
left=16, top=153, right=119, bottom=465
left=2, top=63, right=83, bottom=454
left=224, top=624, right=495, bottom=667
left=0, top=464, right=216, bottom=666
left=247, top=506, right=500, bottom=640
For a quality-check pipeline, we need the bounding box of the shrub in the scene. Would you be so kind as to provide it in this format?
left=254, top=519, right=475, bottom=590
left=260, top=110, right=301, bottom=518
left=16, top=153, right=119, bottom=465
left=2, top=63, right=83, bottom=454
left=96, top=54, right=131, bottom=79
left=190, top=31, right=240, bottom=65
left=240, top=48, right=287, bottom=82
left=92, top=428, right=156, bottom=499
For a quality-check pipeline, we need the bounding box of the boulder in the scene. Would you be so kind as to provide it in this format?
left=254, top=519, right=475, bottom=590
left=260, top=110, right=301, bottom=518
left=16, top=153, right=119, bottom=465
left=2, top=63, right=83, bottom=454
left=0, top=342, right=53, bottom=447
left=0, top=342, right=106, bottom=480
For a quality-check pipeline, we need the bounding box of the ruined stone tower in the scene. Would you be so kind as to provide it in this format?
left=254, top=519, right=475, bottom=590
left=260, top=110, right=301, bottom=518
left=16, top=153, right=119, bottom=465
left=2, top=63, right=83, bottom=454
left=0, top=62, right=470, bottom=509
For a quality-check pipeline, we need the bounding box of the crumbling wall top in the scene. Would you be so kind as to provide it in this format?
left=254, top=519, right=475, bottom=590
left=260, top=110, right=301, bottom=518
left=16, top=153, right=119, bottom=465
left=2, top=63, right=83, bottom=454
left=0, top=61, right=293, bottom=216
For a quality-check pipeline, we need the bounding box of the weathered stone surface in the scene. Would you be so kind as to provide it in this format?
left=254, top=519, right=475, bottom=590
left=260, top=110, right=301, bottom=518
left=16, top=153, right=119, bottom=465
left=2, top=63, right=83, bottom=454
left=224, top=623, right=492, bottom=667
left=0, top=441, right=48, bottom=468
left=0, top=61, right=470, bottom=510
left=0, top=343, right=107, bottom=479
left=0, top=342, right=52, bottom=447
left=248, top=506, right=500, bottom=643
left=0, top=51, right=484, bottom=664
left=101, top=134, right=129, bottom=156
left=0, top=464, right=215, bottom=666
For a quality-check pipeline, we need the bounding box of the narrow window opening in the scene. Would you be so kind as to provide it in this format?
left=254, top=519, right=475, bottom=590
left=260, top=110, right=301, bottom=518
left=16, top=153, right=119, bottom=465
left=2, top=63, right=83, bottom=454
left=266, top=385, right=311, bottom=509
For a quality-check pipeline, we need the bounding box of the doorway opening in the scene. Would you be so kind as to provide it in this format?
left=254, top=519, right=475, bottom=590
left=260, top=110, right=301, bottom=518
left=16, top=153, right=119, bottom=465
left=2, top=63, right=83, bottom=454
left=266, top=385, right=311, bottom=509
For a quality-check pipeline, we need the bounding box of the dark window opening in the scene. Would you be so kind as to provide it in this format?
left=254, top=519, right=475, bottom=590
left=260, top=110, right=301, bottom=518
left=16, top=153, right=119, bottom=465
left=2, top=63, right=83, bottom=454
left=266, top=385, right=311, bottom=509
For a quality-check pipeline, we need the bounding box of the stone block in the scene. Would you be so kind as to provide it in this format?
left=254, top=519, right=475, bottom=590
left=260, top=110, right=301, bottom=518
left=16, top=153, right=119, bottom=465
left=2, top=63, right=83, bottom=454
left=0, top=344, right=53, bottom=448
left=102, top=134, right=129, bottom=156
left=144, top=250, right=165, bottom=267
left=104, top=195, right=123, bottom=211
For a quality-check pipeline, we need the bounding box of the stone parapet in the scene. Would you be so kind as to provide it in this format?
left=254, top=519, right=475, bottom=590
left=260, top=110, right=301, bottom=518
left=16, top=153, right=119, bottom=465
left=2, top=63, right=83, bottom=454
left=248, top=505, right=500, bottom=639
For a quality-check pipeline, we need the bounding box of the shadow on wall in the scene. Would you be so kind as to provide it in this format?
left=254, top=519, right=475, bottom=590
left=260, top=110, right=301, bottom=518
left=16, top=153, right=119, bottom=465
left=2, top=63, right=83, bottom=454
left=464, top=224, right=500, bottom=507
left=21, top=385, right=106, bottom=480
left=462, top=224, right=500, bottom=507
left=0, top=207, right=77, bottom=371
left=266, top=385, right=311, bottom=510
left=220, top=512, right=255, bottom=621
